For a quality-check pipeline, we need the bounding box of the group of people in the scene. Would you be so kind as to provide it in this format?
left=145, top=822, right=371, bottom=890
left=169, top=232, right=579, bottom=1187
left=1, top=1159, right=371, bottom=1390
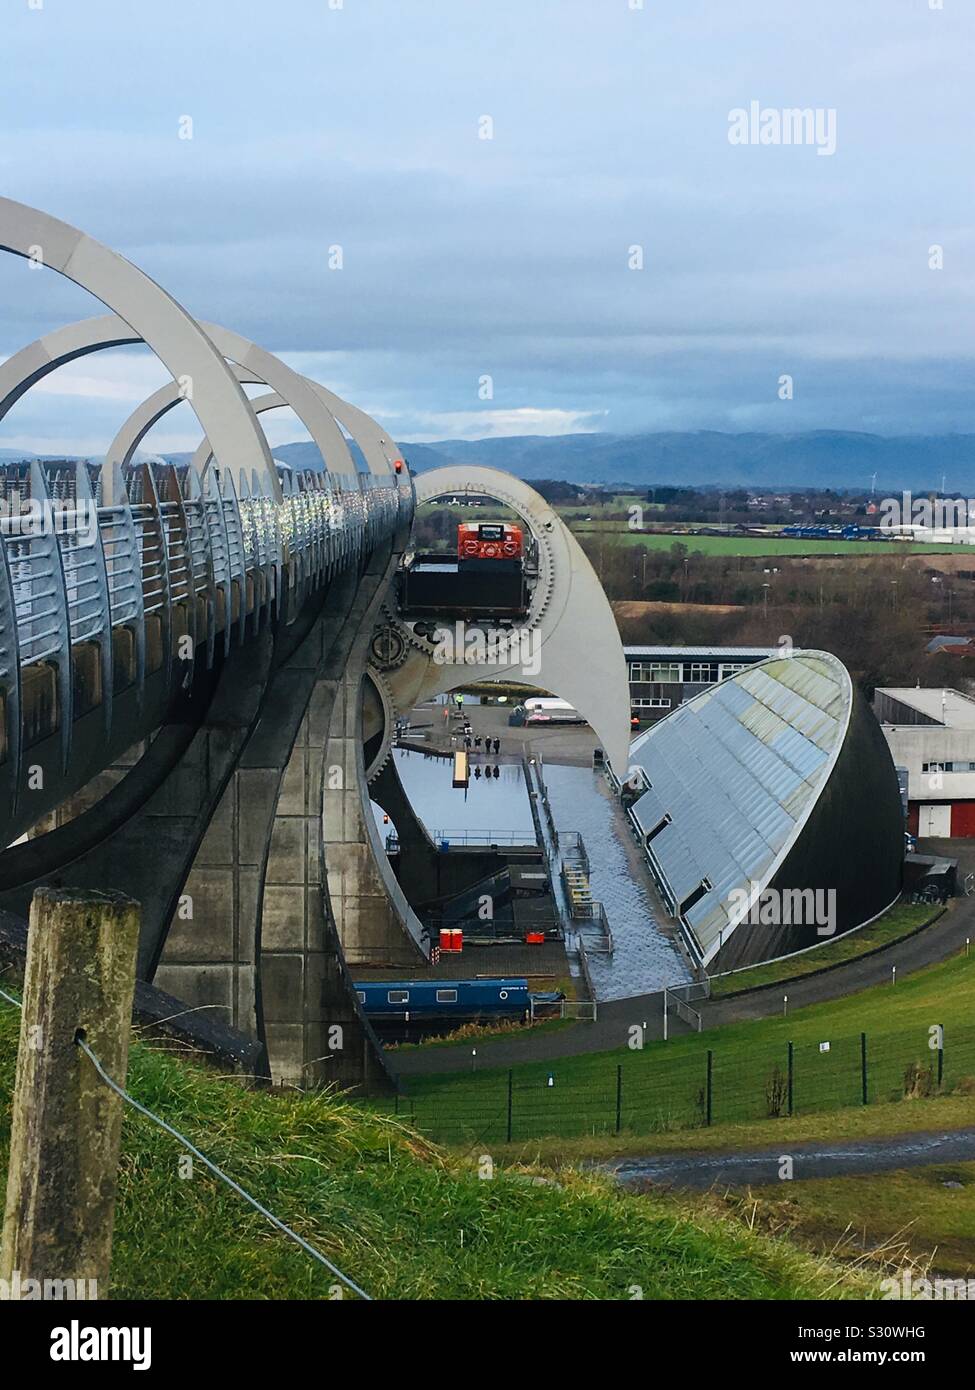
left=462, top=727, right=501, bottom=756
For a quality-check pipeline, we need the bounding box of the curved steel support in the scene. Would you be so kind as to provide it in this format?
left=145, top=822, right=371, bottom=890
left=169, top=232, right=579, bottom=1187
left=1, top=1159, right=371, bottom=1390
left=0, top=200, right=281, bottom=503
left=394, top=465, right=631, bottom=772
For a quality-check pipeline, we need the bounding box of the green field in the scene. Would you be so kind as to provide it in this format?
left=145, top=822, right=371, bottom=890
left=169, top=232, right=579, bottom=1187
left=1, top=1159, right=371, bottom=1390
left=392, top=952, right=975, bottom=1146
left=503, top=1091, right=975, bottom=1168
left=0, top=993, right=866, bottom=1301
left=566, top=528, right=959, bottom=557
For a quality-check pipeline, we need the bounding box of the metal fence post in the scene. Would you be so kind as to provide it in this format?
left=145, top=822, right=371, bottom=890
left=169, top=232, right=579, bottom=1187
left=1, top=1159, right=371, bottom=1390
left=615, top=1063, right=622, bottom=1134
left=860, top=1031, right=868, bottom=1105
left=938, top=1024, right=944, bottom=1089
left=787, top=1041, right=794, bottom=1117
left=706, top=1050, right=713, bottom=1127
left=506, top=1069, right=513, bottom=1143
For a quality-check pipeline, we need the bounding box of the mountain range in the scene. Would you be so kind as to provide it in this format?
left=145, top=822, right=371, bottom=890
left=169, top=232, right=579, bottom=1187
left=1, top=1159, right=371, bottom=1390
left=269, top=430, right=975, bottom=492
left=5, top=430, right=975, bottom=492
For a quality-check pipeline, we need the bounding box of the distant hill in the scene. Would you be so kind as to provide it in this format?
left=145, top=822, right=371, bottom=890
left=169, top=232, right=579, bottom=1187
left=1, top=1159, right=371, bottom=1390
left=10, top=430, right=975, bottom=492
left=397, top=431, right=975, bottom=492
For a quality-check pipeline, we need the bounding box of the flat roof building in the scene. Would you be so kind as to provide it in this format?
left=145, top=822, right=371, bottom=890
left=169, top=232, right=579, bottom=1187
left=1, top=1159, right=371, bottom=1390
left=624, top=645, right=778, bottom=728
left=875, top=686, right=975, bottom=837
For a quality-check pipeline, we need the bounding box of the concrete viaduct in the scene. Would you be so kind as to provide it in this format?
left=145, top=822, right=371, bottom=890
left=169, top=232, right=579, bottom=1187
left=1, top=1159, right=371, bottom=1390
left=0, top=198, right=630, bottom=1092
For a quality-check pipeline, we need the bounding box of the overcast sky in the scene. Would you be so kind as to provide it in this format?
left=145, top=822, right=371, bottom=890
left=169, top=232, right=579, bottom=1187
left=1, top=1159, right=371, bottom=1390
left=0, top=0, right=972, bottom=455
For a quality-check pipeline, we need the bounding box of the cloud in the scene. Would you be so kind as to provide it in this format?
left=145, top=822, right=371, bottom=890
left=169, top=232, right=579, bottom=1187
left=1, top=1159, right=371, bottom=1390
left=402, top=407, right=609, bottom=442
left=0, top=0, right=973, bottom=450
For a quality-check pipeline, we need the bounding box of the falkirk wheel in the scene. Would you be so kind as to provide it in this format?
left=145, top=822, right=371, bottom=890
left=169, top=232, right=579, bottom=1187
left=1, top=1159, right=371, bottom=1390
left=361, top=464, right=631, bottom=786
left=0, top=198, right=631, bottom=1094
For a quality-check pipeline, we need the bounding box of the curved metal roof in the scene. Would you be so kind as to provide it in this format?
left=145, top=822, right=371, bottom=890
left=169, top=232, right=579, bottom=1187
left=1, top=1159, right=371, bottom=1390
left=628, top=651, right=853, bottom=967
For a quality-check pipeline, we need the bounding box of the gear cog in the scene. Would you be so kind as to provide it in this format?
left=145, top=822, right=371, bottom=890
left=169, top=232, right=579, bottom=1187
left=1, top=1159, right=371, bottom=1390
left=369, top=622, right=409, bottom=671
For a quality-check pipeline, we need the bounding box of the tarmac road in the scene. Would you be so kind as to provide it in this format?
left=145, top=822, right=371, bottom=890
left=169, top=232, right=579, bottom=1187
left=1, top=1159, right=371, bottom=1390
left=610, top=1126, right=975, bottom=1190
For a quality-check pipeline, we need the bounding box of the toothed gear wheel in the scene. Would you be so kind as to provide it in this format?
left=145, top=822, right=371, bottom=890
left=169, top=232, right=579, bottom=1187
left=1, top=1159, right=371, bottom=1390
left=363, top=668, right=400, bottom=783
left=369, top=622, right=409, bottom=671
left=392, top=486, right=557, bottom=657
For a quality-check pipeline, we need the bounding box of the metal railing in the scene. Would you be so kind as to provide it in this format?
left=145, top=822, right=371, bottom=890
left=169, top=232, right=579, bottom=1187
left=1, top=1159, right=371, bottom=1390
left=0, top=454, right=412, bottom=839
left=428, top=828, right=536, bottom=847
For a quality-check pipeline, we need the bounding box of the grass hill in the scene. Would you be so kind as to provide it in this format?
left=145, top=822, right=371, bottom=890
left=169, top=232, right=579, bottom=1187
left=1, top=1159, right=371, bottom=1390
left=397, top=952, right=975, bottom=1148
left=0, top=997, right=866, bottom=1301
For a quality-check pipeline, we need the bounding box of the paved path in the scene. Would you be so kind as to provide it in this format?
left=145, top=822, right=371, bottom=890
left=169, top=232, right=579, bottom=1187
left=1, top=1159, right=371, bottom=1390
left=391, top=897, right=975, bottom=1078
left=611, top=1127, right=975, bottom=1190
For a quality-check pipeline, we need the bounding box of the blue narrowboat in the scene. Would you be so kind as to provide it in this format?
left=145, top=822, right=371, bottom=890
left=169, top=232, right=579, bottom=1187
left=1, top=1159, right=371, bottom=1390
left=354, top=977, right=531, bottom=1022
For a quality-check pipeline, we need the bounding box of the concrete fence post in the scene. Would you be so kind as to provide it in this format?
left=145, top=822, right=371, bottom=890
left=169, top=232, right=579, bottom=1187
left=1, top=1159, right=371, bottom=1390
left=1, top=888, right=140, bottom=1298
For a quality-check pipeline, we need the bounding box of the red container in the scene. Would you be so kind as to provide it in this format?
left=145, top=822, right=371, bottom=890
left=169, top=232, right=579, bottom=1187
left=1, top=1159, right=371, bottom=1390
left=524, top=931, right=545, bottom=945
left=439, top=928, right=463, bottom=953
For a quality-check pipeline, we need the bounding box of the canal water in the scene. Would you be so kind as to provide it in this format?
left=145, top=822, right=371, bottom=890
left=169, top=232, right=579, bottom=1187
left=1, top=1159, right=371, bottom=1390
left=388, top=747, right=537, bottom=840
left=383, top=745, right=691, bottom=1002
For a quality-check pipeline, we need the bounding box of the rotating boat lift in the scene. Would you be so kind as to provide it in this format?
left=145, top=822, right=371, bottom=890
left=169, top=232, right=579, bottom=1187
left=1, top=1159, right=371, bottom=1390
left=0, top=198, right=631, bottom=1090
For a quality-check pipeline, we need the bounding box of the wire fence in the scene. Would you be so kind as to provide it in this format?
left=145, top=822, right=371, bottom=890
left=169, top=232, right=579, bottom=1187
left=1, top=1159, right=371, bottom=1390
left=0, top=982, right=371, bottom=1299
left=382, top=1020, right=974, bottom=1145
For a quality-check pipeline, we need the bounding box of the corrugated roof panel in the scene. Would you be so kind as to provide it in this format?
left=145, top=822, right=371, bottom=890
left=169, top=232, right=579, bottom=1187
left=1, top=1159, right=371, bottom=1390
left=628, top=650, right=852, bottom=964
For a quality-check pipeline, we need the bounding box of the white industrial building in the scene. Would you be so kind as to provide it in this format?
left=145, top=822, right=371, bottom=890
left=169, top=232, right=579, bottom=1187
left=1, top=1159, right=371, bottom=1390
left=874, top=686, right=975, bottom=837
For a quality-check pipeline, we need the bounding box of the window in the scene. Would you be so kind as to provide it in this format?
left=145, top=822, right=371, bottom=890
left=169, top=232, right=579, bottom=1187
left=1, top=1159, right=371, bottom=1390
left=387, top=990, right=409, bottom=1004
left=630, top=661, right=681, bottom=683
left=687, top=662, right=720, bottom=683
left=632, top=698, right=671, bottom=709
left=720, top=663, right=746, bottom=678
left=435, top=988, right=458, bottom=1003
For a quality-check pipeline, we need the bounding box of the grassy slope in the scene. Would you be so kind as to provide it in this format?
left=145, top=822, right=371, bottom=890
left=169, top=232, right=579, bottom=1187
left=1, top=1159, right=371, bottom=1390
left=0, top=1002, right=866, bottom=1301
left=399, top=953, right=975, bottom=1142
left=709, top=903, right=940, bottom=998
left=502, top=1094, right=975, bottom=1168
left=740, top=1166, right=975, bottom=1279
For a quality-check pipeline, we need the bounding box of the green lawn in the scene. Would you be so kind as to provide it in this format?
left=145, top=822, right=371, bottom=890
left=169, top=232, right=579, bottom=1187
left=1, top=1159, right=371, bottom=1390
left=0, top=994, right=866, bottom=1301
left=567, top=529, right=959, bottom=557
left=394, top=953, right=975, bottom=1146
left=499, top=1092, right=975, bottom=1169
left=709, top=903, right=942, bottom=998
